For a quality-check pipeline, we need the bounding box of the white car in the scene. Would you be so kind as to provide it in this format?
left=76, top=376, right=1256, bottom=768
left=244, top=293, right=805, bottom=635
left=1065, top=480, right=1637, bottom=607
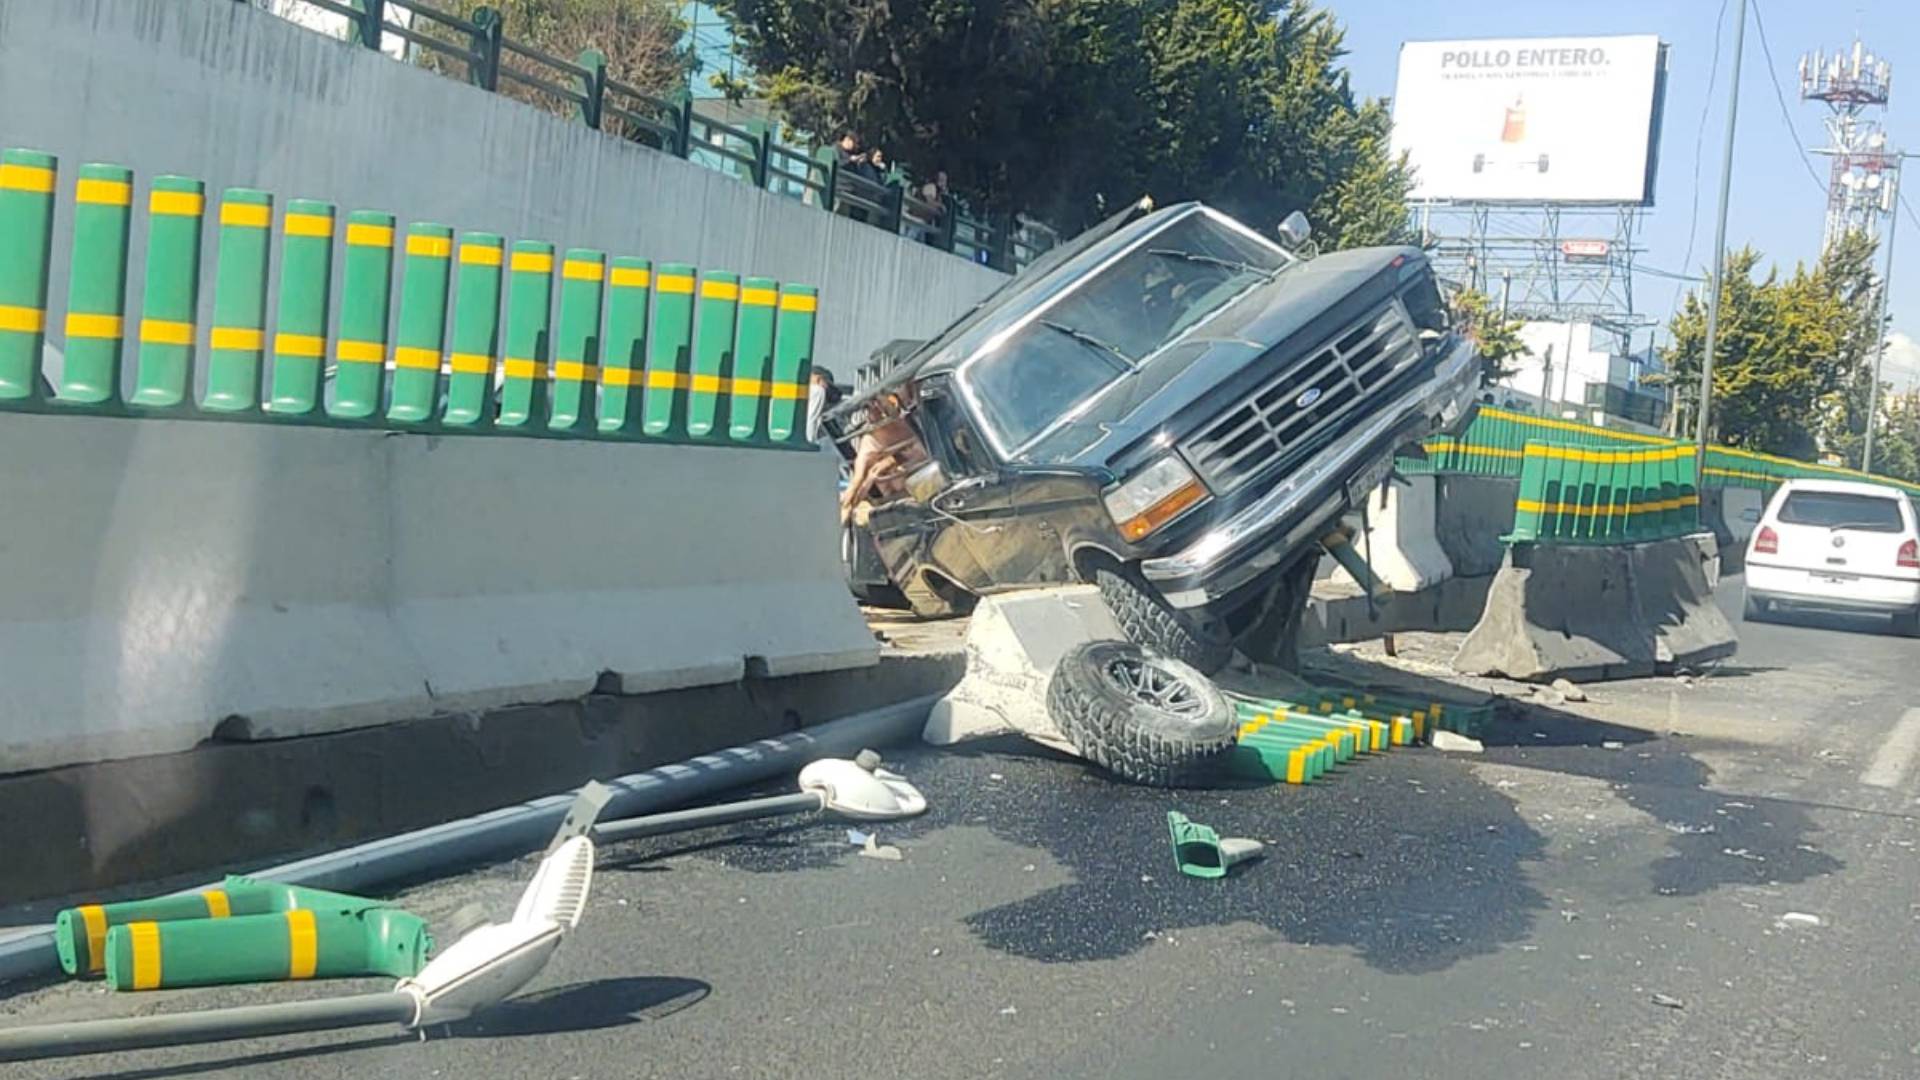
left=1743, top=477, right=1920, bottom=635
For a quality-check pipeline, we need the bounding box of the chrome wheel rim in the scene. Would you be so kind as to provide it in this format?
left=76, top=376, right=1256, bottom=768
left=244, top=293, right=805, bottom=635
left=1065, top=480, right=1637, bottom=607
left=1101, top=656, right=1205, bottom=716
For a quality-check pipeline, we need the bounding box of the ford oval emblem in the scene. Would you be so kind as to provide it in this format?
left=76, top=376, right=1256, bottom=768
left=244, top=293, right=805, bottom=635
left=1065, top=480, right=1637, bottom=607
left=1294, top=387, right=1324, bottom=410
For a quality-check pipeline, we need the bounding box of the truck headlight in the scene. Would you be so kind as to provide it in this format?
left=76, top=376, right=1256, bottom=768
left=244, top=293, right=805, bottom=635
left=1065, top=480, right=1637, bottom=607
left=1104, top=456, right=1209, bottom=542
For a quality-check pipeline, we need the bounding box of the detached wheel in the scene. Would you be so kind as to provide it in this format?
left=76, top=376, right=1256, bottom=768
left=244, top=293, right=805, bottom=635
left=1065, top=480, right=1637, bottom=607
left=1094, top=566, right=1233, bottom=675
left=1045, top=640, right=1236, bottom=788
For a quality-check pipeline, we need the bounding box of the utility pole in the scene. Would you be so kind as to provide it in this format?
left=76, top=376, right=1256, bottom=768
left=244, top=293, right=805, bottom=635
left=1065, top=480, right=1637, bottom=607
left=1499, top=270, right=1512, bottom=318
left=1695, top=0, right=1748, bottom=481
left=1863, top=174, right=1903, bottom=473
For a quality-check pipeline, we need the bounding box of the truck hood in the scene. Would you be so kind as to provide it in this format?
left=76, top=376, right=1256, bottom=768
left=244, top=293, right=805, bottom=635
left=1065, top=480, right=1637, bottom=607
left=1020, top=245, right=1422, bottom=472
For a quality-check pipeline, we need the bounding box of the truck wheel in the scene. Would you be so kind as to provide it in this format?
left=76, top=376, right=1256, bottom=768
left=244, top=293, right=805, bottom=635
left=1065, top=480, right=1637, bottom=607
left=1231, top=553, right=1318, bottom=670
left=1095, top=567, right=1233, bottom=675
left=1045, top=640, right=1236, bottom=788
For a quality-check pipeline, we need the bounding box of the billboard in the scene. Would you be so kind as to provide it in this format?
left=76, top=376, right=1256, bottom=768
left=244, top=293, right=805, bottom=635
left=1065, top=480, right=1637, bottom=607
left=1391, top=35, right=1666, bottom=205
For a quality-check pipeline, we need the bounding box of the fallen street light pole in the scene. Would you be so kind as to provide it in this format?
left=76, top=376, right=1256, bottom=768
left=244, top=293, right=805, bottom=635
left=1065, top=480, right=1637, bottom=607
left=0, top=837, right=599, bottom=1063
left=1694, top=0, right=1748, bottom=485
left=572, top=752, right=928, bottom=846
left=0, top=695, right=942, bottom=986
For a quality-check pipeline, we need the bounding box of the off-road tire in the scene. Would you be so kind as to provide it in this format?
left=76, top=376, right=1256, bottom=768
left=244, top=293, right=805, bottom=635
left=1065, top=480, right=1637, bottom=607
left=1045, top=640, right=1236, bottom=787
left=1094, top=567, right=1233, bottom=675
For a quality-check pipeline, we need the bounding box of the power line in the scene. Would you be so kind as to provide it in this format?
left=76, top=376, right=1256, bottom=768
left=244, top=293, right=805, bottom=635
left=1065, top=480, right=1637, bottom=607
left=1669, top=0, right=1730, bottom=324
left=1748, top=0, right=1830, bottom=199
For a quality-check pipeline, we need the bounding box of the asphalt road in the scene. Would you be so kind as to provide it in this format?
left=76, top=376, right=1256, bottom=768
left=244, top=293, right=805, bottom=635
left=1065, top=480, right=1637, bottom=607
left=4, top=572, right=1920, bottom=1079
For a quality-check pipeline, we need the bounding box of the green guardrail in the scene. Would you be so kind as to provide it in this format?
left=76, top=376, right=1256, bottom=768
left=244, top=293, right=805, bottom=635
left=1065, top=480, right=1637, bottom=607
left=1401, top=403, right=1920, bottom=501
left=0, top=149, right=819, bottom=447
left=1506, top=440, right=1699, bottom=545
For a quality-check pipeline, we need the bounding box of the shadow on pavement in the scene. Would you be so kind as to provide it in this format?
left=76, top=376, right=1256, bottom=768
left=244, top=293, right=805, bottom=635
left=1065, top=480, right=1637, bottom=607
left=1310, top=656, right=1846, bottom=900
left=76, top=977, right=711, bottom=1080
left=452, top=976, right=710, bottom=1036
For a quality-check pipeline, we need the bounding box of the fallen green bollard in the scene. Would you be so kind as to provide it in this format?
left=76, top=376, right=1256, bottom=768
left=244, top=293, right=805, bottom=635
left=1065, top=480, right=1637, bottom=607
left=103, top=907, right=432, bottom=991
left=56, top=877, right=395, bottom=976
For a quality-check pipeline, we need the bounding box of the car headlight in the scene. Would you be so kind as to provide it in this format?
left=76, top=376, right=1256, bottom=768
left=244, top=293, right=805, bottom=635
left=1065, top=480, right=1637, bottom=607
left=1104, top=456, right=1209, bottom=542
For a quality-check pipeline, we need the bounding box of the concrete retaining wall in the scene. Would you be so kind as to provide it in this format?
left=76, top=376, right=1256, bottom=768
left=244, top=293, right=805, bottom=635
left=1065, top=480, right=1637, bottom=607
left=0, top=0, right=1004, bottom=374
left=0, top=413, right=877, bottom=773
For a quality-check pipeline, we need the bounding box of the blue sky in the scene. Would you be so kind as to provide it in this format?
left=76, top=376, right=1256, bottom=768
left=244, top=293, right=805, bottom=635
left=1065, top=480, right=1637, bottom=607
left=1334, top=0, right=1920, bottom=386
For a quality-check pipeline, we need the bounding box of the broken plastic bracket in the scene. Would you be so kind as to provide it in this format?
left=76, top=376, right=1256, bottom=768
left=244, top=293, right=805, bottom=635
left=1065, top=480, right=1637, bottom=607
left=1166, top=811, right=1264, bottom=879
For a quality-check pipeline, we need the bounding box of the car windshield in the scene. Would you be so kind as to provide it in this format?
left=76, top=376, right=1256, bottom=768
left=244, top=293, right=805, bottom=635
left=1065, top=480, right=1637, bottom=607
left=963, top=211, right=1291, bottom=453
left=1777, top=490, right=1905, bottom=532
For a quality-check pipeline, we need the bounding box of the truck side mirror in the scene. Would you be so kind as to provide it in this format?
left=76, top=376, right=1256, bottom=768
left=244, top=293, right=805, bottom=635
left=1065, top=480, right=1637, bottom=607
left=1277, top=211, right=1312, bottom=249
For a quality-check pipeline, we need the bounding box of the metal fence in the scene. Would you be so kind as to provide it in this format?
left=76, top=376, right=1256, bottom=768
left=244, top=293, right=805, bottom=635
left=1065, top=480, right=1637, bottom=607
left=268, top=0, right=1057, bottom=272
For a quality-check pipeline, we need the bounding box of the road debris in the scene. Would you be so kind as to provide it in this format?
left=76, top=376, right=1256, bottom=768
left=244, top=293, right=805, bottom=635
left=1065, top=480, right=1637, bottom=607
left=1779, top=912, right=1823, bottom=928
left=1167, top=811, right=1264, bottom=878
left=1432, top=730, right=1484, bottom=753
left=1551, top=678, right=1588, bottom=702
left=1532, top=687, right=1568, bottom=707
left=1601, top=740, right=1625, bottom=750
left=858, top=835, right=904, bottom=861
left=1650, top=993, right=1685, bottom=1009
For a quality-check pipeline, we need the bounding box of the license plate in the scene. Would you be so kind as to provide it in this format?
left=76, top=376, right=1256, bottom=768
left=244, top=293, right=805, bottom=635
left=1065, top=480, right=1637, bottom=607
left=1816, top=572, right=1857, bottom=584
left=1346, top=457, right=1395, bottom=509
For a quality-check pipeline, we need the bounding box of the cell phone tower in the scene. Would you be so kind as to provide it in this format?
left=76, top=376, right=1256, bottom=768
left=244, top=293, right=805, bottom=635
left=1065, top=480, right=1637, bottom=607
left=1800, top=40, right=1897, bottom=252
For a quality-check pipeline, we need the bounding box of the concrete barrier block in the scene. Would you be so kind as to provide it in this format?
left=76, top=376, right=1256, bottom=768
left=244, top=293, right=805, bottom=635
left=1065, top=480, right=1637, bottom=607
left=386, top=436, right=877, bottom=712
left=1452, top=543, right=1654, bottom=682
left=1301, top=573, right=1493, bottom=647
left=1337, top=476, right=1453, bottom=593
left=0, top=415, right=878, bottom=771
left=1452, top=535, right=1736, bottom=683
left=1635, top=533, right=1738, bottom=670
left=0, top=416, right=433, bottom=768
left=1436, top=475, right=1518, bottom=578
left=921, top=585, right=1116, bottom=751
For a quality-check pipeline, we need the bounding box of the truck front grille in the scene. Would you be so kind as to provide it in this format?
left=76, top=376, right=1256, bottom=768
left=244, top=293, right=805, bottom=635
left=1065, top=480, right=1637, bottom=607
left=1182, top=301, right=1421, bottom=494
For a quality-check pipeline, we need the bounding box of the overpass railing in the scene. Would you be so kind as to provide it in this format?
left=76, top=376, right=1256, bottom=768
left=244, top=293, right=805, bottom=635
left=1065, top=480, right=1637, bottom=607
left=266, top=0, right=1054, bottom=272
left=0, top=148, right=819, bottom=447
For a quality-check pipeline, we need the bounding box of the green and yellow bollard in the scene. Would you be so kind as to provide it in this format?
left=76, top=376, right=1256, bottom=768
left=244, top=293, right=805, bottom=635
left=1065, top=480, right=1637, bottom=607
left=388, top=223, right=454, bottom=423
left=266, top=199, right=335, bottom=415
left=55, top=879, right=392, bottom=976
left=727, top=275, right=777, bottom=441
left=203, top=188, right=273, bottom=411
left=0, top=149, right=56, bottom=399
left=443, top=232, right=504, bottom=427
left=104, top=907, right=431, bottom=991
left=641, top=262, right=696, bottom=437
left=132, top=176, right=205, bottom=407
left=56, top=163, right=134, bottom=404
left=686, top=271, right=739, bottom=439
left=330, top=210, right=396, bottom=419
left=497, top=240, right=554, bottom=427
left=549, top=247, right=605, bottom=432
left=766, top=285, right=817, bottom=443
left=597, top=256, right=651, bottom=433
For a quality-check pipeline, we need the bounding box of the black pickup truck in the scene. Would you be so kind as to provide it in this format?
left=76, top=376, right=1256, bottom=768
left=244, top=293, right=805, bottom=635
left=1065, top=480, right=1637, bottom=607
left=829, top=199, right=1479, bottom=672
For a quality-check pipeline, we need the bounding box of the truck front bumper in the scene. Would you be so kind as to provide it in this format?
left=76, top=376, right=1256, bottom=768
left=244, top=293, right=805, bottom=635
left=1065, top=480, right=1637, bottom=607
left=1142, top=335, right=1480, bottom=610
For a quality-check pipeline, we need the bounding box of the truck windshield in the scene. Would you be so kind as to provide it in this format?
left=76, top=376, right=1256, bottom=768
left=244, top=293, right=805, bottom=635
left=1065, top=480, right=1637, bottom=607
left=963, top=211, right=1291, bottom=453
